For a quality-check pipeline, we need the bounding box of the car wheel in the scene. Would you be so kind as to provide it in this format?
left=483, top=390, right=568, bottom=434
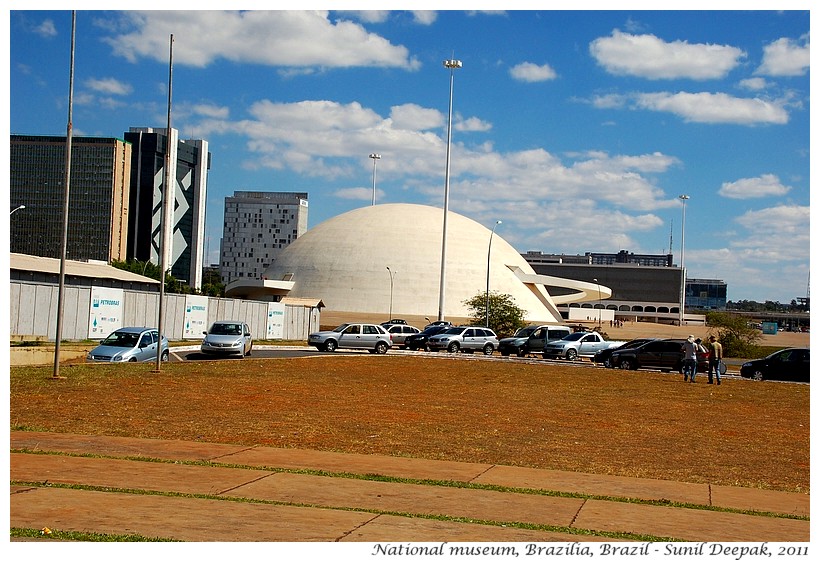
left=620, top=358, right=635, bottom=370
left=374, top=342, right=388, bottom=354
left=566, top=349, right=578, bottom=361
left=483, top=344, right=494, bottom=356
left=246, top=346, right=252, bottom=356
left=603, top=358, right=612, bottom=368
left=516, top=347, right=526, bottom=357
left=447, top=341, right=460, bottom=353
left=129, top=357, right=138, bottom=362
left=324, top=340, right=337, bottom=352
left=161, top=350, right=169, bottom=362
left=752, top=369, right=765, bottom=381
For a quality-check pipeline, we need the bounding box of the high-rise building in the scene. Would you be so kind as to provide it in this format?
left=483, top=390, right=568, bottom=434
left=220, top=191, right=308, bottom=284
left=124, top=127, right=209, bottom=289
left=9, top=134, right=131, bottom=262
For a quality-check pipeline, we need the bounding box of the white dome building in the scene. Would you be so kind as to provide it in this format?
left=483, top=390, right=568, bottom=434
left=230, top=203, right=608, bottom=322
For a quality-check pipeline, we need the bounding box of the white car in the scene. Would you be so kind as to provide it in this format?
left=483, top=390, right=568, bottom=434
left=201, top=321, right=253, bottom=357
left=308, top=323, right=392, bottom=354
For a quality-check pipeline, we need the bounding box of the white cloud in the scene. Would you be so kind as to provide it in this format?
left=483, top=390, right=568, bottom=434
left=633, top=92, right=789, bottom=125
left=590, top=30, right=745, bottom=80
left=411, top=11, right=437, bottom=25
left=509, top=62, right=558, bottom=83
left=84, top=77, right=133, bottom=96
left=455, top=116, right=492, bottom=133
left=718, top=174, right=791, bottom=199
left=738, top=77, right=771, bottom=91
left=334, top=187, right=382, bottom=201
left=389, top=104, right=442, bottom=131
left=731, top=205, right=810, bottom=261
left=102, top=11, right=420, bottom=70
left=756, top=36, right=810, bottom=77
left=34, top=19, right=58, bottom=38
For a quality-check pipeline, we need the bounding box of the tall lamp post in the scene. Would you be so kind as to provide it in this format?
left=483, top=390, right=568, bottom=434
left=485, top=220, right=501, bottom=328
left=593, top=278, right=601, bottom=328
left=10, top=205, right=26, bottom=215
left=369, top=153, right=381, bottom=205
left=386, top=266, right=396, bottom=320
left=678, top=194, right=690, bottom=326
left=437, top=57, right=462, bottom=321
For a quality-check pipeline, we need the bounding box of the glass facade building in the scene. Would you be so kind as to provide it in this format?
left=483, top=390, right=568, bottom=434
left=9, top=135, right=131, bottom=262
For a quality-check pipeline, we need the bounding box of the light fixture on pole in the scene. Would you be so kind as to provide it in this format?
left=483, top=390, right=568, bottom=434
left=437, top=57, right=462, bottom=321
left=678, top=194, right=690, bottom=326
left=369, top=153, right=381, bottom=206
left=593, top=278, right=602, bottom=328
left=10, top=205, right=26, bottom=215
left=386, top=266, right=396, bottom=320
left=485, top=220, right=501, bottom=328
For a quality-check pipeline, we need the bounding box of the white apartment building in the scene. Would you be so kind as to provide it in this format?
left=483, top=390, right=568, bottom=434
left=220, top=191, right=308, bottom=284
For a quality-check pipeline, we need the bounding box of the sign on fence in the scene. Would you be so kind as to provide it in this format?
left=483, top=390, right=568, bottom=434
left=267, top=302, right=285, bottom=339
left=183, top=295, right=209, bottom=339
left=88, top=287, right=124, bottom=339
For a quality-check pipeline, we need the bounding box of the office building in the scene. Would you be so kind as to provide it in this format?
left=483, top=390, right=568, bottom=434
left=9, top=134, right=131, bottom=262
left=686, top=278, right=727, bottom=310
left=220, top=191, right=308, bottom=284
left=124, top=127, right=210, bottom=289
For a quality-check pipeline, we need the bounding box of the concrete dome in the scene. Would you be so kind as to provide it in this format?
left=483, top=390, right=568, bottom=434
left=262, top=203, right=567, bottom=321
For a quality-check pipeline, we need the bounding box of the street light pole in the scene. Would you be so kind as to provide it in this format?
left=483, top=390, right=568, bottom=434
left=438, top=58, right=462, bottom=321
left=593, top=278, right=601, bottom=329
left=485, top=220, right=501, bottom=328
left=678, top=194, right=690, bottom=326
left=386, top=266, right=396, bottom=320
left=369, top=153, right=381, bottom=206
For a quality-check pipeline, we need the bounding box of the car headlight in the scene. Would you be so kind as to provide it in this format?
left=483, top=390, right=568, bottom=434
left=113, top=355, right=123, bottom=362
left=741, top=362, right=752, bottom=368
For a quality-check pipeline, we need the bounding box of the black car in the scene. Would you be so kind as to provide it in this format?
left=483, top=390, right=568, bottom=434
left=594, top=338, right=656, bottom=368
left=740, top=348, right=810, bottom=382
left=609, top=338, right=709, bottom=373
left=405, top=325, right=450, bottom=351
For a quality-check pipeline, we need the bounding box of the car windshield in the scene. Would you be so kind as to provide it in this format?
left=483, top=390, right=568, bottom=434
left=441, top=327, right=464, bottom=335
left=210, top=323, right=242, bottom=335
left=100, top=331, right=139, bottom=347
left=331, top=324, right=351, bottom=333
left=422, top=326, right=445, bottom=334
left=514, top=326, right=537, bottom=337
left=562, top=332, right=587, bottom=341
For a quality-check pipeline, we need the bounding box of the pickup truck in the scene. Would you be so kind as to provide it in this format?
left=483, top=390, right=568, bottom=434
left=542, top=331, right=626, bottom=361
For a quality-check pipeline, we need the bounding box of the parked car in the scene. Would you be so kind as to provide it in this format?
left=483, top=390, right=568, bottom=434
left=423, top=320, right=453, bottom=330
left=380, top=319, right=407, bottom=326
left=543, top=331, right=625, bottom=361
left=201, top=321, right=252, bottom=357
left=383, top=324, right=421, bottom=348
left=609, top=338, right=708, bottom=373
left=594, top=338, right=657, bottom=368
left=405, top=325, right=450, bottom=351
left=427, top=326, right=499, bottom=355
left=498, top=324, right=572, bottom=357
left=308, top=323, right=392, bottom=354
left=87, top=327, right=169, bottom=363
left=740, top=348, right=810, bottom=382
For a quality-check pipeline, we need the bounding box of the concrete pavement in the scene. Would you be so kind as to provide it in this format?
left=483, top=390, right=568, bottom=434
left=10, top=431, right=809, bottom=543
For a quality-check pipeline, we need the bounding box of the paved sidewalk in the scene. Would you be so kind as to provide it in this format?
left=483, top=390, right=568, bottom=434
left=10, top=431, right=809, bottom=543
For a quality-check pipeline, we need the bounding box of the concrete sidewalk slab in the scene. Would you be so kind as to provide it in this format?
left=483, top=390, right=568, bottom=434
left=573, top=498, right=809, bottom=543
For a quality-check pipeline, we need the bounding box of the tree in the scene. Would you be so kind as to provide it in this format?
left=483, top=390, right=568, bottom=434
left=111, top=259, right=187, bottom=294
left=463, top=291, right=526, bottom=337
left=705, top=311, right=761, bottom=358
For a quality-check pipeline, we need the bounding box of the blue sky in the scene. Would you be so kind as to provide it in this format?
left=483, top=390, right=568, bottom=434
left=7, top=6, right=811, bottom=304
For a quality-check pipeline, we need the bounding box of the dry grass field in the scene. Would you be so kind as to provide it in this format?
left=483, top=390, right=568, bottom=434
left=9, top=351, right=809, bottom=495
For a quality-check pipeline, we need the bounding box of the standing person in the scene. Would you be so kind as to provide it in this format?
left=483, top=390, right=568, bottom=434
left=682, top=335, right=698, bottom=382
left=707, top=335, right=723, bottom=385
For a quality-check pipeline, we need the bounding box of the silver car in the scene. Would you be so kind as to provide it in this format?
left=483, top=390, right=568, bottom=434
left=308, top=323, right=392, bottom=354
left=87, top=327, right=169, bottom=362
left=427, top=326, right=499, bottom=355
left=201, top=321, right=253, bottom=357
left=383, top=324, right=421, bottom=348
